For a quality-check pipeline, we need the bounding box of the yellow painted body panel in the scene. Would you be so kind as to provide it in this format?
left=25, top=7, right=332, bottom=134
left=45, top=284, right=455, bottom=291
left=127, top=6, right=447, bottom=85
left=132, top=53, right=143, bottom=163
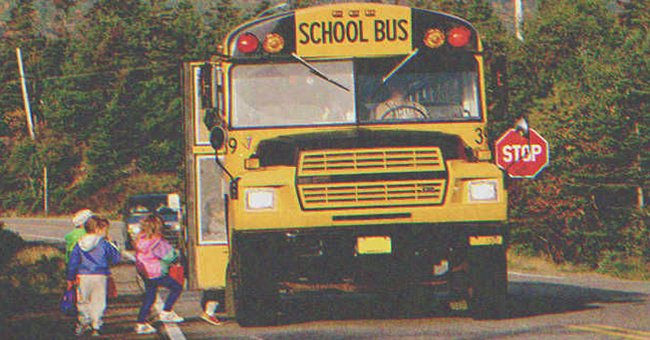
left=195, top=245, right=229, bottom=289
left=222, top=123, right=490, bottom=174
left=229, top=160, right=506, bottom=231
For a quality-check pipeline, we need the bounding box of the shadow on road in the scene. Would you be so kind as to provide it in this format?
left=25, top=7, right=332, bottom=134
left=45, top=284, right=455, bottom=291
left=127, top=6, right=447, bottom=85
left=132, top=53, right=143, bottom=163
left=275, top=281, right=647, bottom=325
left=507, top=281, right=646, bottom=318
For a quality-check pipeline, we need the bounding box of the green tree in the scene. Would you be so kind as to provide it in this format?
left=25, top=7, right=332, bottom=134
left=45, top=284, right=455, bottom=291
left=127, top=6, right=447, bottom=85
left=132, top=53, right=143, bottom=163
left=507, top=0, right=648, bottom=264
left=205, top=0, right=244, bottom=46
left=0, top=0, right=40, bottom=135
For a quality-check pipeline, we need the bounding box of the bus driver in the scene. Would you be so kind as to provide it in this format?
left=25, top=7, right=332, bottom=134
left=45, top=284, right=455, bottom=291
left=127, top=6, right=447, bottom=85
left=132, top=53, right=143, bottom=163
left=372, top=83, right=428, bottom=121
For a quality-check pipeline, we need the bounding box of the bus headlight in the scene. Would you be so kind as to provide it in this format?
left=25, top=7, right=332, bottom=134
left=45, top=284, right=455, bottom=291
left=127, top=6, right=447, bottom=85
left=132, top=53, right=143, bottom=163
left=468, top=180, right=498, bottom=202
left=245, top=189, right=276, bottom=210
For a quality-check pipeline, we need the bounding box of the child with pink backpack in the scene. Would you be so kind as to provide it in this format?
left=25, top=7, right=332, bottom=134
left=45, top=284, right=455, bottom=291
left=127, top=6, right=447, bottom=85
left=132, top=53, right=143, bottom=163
left=133, top=214, right=184, bottom=334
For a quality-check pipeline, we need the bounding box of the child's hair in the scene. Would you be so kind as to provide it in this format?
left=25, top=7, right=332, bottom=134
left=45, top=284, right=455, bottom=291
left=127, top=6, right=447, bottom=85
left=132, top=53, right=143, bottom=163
left=139, top=214, right=165, bottom=238
left=84, top=216, right=109, bottom=234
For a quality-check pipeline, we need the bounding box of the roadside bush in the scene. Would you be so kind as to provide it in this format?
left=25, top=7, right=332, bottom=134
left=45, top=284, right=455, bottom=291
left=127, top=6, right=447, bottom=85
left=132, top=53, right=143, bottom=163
left=596, top=250, right=649, bottom=280
left=0, top=221, right=25, bottom=268
left=0, top=244, right=66, bottom=316
left=14, top=244, right=64, bottom=267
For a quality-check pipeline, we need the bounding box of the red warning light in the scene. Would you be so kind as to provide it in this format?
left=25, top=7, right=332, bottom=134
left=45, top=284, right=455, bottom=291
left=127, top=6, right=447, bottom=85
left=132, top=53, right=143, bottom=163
left=448, top=26, right=471, bottom=48
left=237, top=33, right=259, bottom=54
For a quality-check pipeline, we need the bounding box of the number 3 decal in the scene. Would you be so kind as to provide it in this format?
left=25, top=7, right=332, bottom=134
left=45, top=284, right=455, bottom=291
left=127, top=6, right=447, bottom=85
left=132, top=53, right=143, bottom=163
left=474, top=128, right=486, bottom=145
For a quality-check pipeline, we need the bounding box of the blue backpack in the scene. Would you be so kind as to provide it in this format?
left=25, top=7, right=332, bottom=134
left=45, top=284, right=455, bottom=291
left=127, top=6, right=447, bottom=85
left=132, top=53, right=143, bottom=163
left=60, top=287, right=77, bottom=316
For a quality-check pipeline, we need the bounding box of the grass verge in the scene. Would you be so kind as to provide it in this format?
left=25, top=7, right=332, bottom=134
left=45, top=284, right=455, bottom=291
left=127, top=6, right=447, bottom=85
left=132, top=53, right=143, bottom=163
left=508, top=248, right=650, bottom=281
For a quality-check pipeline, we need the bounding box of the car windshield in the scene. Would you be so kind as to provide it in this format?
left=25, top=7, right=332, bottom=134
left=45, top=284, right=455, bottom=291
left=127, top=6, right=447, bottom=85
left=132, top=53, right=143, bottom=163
left=127, top=195, right=179, bottom=217
left=230, top=53, right=481, bottom=128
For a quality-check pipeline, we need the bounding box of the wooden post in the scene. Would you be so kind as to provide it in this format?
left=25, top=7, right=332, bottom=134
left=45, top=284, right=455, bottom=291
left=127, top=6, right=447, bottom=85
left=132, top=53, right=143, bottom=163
left=44, top=166, right=48, bottom=214
left=514, top=0, right=524, bottom=42
left=16, top=47, right=48, bottom=215
left=16, top=48, right=35, bottom=139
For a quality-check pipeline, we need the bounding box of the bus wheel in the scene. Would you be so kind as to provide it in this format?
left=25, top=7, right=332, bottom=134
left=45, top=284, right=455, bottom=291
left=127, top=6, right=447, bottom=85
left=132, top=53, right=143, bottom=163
left=233, top=248, right=278, bottom=326
left=468, top=246, right=507, bottom=320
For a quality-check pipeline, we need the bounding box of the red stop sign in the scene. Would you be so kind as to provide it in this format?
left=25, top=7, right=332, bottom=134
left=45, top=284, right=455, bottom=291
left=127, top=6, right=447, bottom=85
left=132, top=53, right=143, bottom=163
left=495, top=128, right=549, bottom=178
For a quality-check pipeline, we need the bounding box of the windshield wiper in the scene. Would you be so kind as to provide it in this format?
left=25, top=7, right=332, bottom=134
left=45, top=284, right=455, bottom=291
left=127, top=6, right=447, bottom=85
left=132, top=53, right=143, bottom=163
left=381, top=48, right=419, bottom=84
left=291, top=53, right=350, bottom=92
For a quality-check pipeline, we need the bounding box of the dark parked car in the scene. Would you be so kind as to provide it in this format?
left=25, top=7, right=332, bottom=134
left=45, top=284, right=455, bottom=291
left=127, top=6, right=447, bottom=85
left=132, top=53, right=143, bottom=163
left=122, top=193, right=182, bottom=250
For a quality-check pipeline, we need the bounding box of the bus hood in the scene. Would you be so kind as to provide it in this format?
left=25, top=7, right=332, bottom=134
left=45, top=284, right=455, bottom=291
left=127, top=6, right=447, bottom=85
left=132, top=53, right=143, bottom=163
left=255, top=129, right=465, bottom=167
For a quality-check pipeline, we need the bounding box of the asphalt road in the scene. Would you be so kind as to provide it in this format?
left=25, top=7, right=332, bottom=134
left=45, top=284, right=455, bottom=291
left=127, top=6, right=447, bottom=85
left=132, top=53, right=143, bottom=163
left=3, top=216, right=125, bottom=246
left=3, top=217, right=650, bottom=339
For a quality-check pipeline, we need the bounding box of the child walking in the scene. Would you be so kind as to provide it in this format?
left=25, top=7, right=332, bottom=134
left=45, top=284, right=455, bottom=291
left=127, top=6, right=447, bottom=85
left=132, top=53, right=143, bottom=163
left=67, top=216, right=121, bottom=336
left=134, top=214, right=184, bottom=334
left=65, top=209, right=94, bottom=263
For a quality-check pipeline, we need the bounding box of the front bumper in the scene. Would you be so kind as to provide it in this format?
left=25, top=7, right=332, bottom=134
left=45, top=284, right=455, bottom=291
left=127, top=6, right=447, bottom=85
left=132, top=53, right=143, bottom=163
left=233, top=222, right=507, bottom=293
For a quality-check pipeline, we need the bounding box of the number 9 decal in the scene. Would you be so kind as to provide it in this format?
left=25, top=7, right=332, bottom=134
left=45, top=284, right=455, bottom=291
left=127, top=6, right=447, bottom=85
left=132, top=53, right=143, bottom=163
left=228, top=138, right=237, bottom=154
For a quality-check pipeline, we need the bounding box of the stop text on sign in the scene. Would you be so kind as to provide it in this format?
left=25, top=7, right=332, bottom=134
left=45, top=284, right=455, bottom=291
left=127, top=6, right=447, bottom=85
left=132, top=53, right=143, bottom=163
left=501, top=144, right=544, bottom=163
left=495, top=128, right=549, bottom=178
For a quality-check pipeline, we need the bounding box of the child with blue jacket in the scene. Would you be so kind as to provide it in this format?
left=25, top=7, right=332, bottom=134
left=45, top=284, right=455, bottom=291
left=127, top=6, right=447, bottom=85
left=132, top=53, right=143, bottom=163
left=67, top=216, right=121, bottom=336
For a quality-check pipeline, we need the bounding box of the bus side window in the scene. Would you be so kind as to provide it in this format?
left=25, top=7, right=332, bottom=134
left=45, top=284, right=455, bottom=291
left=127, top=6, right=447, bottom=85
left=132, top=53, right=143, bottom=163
left=198, top=155, right=227, bottom=244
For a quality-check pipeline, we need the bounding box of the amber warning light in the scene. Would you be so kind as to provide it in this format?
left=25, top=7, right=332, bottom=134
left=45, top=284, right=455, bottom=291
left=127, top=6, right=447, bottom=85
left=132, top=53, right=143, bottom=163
left=423, top=28, right=445, bottom=48
left=263, top=33, right=285, bottom=53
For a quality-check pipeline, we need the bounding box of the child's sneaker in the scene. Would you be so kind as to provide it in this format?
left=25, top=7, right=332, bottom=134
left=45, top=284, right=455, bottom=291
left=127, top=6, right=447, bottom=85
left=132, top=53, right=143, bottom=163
left=91, top=328, right=101, bottom=337
left=200, top=312, right=222, bottom=326
left=135, top=323, right=156, bottom=334
left=75, top=323, right=90, bottom=336
left=159, top=310, right=184, bottom=323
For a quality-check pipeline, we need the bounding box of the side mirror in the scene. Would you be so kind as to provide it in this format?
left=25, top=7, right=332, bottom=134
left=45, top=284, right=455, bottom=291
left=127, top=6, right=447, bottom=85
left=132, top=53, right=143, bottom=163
left=203, top=107, right=222, bottom=130
left=514, top=116, right=529, bottom=136
left=210, top=126, right=226, bottom=150
left=199, top=63, right=213, bottom=109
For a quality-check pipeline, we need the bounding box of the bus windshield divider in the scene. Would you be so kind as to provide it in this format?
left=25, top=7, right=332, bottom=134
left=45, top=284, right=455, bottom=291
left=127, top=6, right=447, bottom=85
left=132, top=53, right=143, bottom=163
left=382, top=48, right=420, bottom=84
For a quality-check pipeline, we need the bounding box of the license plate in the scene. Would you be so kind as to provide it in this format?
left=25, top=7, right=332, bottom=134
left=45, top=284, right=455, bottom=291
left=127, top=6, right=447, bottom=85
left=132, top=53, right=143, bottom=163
left=356, top=236, right=392, bottom=255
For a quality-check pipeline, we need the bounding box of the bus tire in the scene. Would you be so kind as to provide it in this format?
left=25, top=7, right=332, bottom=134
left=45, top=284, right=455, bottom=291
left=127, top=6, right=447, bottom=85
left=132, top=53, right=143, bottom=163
left=469, top=246, right=507, bottom=320
left=233, top=243, right=278, bottom=327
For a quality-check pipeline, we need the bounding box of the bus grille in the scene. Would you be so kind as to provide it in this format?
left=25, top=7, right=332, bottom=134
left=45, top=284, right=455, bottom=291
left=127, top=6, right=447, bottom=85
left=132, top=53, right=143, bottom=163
left=296, top=146, right=447, bottom=210
left=298, top=147, right=445, bottom=176
left=298, top=180, right=446, bottom=209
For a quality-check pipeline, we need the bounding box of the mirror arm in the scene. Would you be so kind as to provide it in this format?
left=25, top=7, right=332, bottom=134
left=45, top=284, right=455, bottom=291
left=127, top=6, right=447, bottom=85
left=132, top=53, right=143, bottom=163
left=209, top=126, right=237, bottom=186
left=214, top=155, right=236, bottom=183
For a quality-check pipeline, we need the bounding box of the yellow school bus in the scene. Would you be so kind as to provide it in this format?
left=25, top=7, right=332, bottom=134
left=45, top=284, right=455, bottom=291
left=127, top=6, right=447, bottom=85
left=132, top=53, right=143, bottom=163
left=183, top=2, right=507, bottom=326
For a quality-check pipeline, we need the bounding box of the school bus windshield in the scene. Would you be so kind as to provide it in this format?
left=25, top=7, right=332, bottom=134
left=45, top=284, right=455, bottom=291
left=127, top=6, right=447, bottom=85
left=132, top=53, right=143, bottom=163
left=230, top=52, right=481, bottom=128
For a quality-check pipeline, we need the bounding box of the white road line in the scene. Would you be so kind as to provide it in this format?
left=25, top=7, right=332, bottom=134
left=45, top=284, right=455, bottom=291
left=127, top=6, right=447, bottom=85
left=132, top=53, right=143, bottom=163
left=509, top=271, right=565, bottom=280
left=163, top=323, right=187, bottom=340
